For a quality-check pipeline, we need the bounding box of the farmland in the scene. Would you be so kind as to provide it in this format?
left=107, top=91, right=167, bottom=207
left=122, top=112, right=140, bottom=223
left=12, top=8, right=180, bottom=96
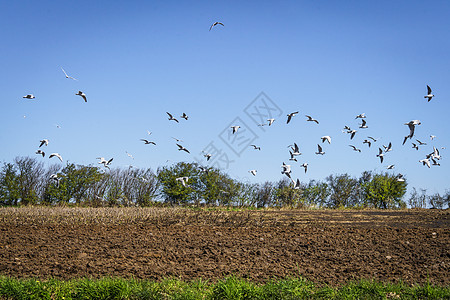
left=0, top=207, right=448, bottom=288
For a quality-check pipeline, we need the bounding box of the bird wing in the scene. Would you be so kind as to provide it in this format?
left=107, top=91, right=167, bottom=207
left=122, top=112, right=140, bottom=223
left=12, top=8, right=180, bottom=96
left=427, top=85, right=432, bottom=94
left=167, top=112, right=173, bottom=118
left=286, top=115, right=292, bottom=124
left=408, top=123, right=415, bottom=137
left=318, top=144, right=322, bottom=152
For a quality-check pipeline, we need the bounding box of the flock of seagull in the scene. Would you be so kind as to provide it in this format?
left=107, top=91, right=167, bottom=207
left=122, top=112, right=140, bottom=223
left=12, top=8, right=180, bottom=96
left=19, top=21, right=444, bottom=190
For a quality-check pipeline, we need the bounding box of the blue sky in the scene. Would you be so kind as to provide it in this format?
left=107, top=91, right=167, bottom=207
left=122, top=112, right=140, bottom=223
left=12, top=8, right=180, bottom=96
left=1, top=0, right=449, bottom=196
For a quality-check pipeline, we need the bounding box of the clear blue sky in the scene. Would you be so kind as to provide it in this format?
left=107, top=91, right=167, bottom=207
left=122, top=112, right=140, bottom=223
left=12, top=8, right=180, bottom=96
left=1, top=0, right=449, bottom=196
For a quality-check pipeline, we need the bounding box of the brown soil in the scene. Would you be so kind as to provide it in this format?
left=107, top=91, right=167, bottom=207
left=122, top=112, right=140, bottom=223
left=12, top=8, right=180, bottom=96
left=0, top=208, right=448, bottom=286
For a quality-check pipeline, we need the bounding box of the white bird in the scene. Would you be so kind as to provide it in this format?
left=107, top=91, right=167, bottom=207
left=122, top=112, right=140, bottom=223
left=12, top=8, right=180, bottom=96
left=290, top=143, right=301, bottom=156
left=126, top=151, right=134, bottom=159
left=431, top=146, right=441, bottom=160
left=177, top=144, right=190, bottom=153
left=281, top=162, right=292, bottom=178
left=359, top=119, right=368, bottom=129
left=386, top=164, right=395, bottom=170
left=39, top=139, right=49, bottom=147
left=416, top=139, right=427, bottom=146
left=267, top=118, right=275, bottom=126
left=49, top=153, right=63, bottom=162
left=61, top=67, right=78, bottom=81
left=424, top=85, right=434, bottom=102
left=305, top=115, right=319, bottom=124
left=203, top=152, right=212, bottom=161
left=396, top=174, right=405, bottom=182
left=376, top=148, right=384, bottom=163
left=321, top=136, right=331, bottom=144
left=176, top=176, right=189, bottom=187
left=368, top=136, right=379, bottom=142
left=180, top=113, right=188, bottom=120
left=97, top=157, right=113, bottom=169
left=419, top=158, right=431, bottom=168
left=231, top=126, right=240, bottom=134
left=355, top=113, right=366, bottom=119
left=75, top=91, right=87, bottom=102
left=293, top=178, right=301, bottom=189
left=348, top=130, right=357, bottom=140
left=286, top=111, right=299, bottom=124
left=147, top=130, right=152, bottom=136
left=209, top=21, right=224, bottom=31
left=35, top=149, right=45, bottom=157
left=49, top=174, right=61, bottom=187
left=315, top=144, right=325, bottom=155
left=412, top=143, right=419, bottom=151
left=349, top=145, right=361, bottom=152
left=383, top=142, right=392, bottom=153
left=363, top=139, right=372, bottom=148
left=403, top=120, right=421, bottom=144
left=430, top=135, right=436, bottom=141
left=431, top=158, right=440, bottom=166
left=167, top=112, right=179, bottom=123
left=301, top=163, right=308, bottom=173
left=172, top=137, right=183, bottom=142
left=250, top=145, right=261, bottom=150
left=249, top=170, right=257, bottom=176
left=289, top=151, right=298, bottom=162
left=140, top=139, right=156, bottom=145
left=23, top=94, right=35, bottom=99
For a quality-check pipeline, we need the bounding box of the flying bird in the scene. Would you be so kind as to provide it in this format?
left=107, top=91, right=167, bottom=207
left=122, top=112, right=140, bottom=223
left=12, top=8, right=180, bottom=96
left=416, top=139, right=427, bottom=146
left=97, top=157, right=113, bottom=169
left=348, top=130, right=357, bottom=140
left=412, top=143, right=419, bottom=151
left=289, top=151, right=298, bottom=162
left=355, top=113, right=366, bottom=119
left=403, top=120, right=421, bottom=144
left=49, top=174, right=61, bottom=187
left=140, top=139, right=156, bottom=145
left=267, top=118, right=275, bottom=126
left=126, top=151, right=134, bottom=159
left=430, top=135, right=436, bottom=141
left=171, top=137, right=183, bottom=142
left=301, top=163, right=308, bottom=173
left=321, top=136, right=331, bottom=144
left=281, top=162, right=292, bottom=178
left=167, top=112, right=179, bottom=123
left=349, top=145, right=361, bottom=152
left=250, top=145, right=261, bottom=150
left=75, top=91, right=87, bottom=102
left=293, top=178, right=301, bottom=189
left=176, top=176, right=189, bottom=187
left=419, top=158, right=431, bottom=168
left=203, top=152, right=212, bottom=161
left=177, top=144, right=190, bottom=153
left=376, top=148, right=384, bottom=163
left=424, top=85, right=434, bottom=102
left=383, top=142, right=392, bottom=153
left=305, top=115, right=319, bottom=124
left=231, top=126, right=240, bottom=134
left=35, top=149, right=45, bottom=157
left=23, top=94, right=35, bottom=99
left=431, top=158, right=440, bottom=166
left=61, top=67, right=78, bottom=81
left=39, top=139, right=49, bottom=147
left=368, top=136, right=379, bottom=142
left=363, top=139, right=372, bottom=147
left=209, top=21, right=224, bottom=31
left=180, top=113, right=188, bottom=120
left=49, top=153, right=63, bottom=162
left=396, top=174, right=405, bottom=182
left=286, top=111, right=299, bottom=124
left=386, top=165, right=395, bottom=170
left=249, top=170, right=257, bottom=176
left=290, top=143, right=301, bottom=156
left=359, top=119, right=368, bottom=129
left=315, top=144, right=325, bottom=155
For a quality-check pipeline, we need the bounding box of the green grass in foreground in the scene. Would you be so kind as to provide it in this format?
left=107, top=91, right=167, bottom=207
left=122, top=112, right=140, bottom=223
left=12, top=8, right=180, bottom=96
left=0, top=276, right=448, bottom=300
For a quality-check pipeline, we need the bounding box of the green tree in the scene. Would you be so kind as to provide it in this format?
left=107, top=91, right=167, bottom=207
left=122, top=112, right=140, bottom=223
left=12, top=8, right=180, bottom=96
left=0, top=163, right=21, bottom=206
left=326, top=174, right=361, bottom=208
left=408, top=187, right=427, bottom=208
left=302, top=180, right=330, bottom=208
left=362, top=172, right=407, bottom=209
left=273, top=178, right=303, bottom=208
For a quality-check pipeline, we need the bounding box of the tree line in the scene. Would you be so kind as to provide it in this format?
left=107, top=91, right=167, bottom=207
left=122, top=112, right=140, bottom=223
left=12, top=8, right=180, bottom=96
left=0, top=156, right=448, bottom=209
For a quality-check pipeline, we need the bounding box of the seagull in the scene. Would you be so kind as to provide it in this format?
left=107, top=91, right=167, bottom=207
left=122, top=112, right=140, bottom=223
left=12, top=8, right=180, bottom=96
left=403, top=120, right=421, bottom=144
left=419, top=158, right=431, bottom=168
left=286, top=111, right=299, bottom=124
left=396, top=174, right=405, bottom=182
left=376, top=148, right=384, bottom=163
left=343, top=125, right=352, bottom=131
left=249, top=170, right=257, bottom=176
left=301, top=163, right=308, bottom=173
left=321, top=136, right=331, bottom=144
left=293, top=178, right=301, bottom=189
left=55, top=124, right=61, bottom=129
left=416, top=139, right=427, bottom=146
left=39, top=139, right=49, bottom=147
left=166, top=112, right=179, bottom=123
left=431, top=158, right=440, bottom=166
left=49, top=153, right=63, bottom=162
left=424, top=85, right=434, bottom=102
left=289, top=151, right=298, bottom=162
left=363, top=139, right=372, bottom=147
left=49, top=174, right=61, bottom=187
left=359, top=119, right=368, bottom=129
left=209, top=21, right=224, bottom=31
left=281, top=162, right=292, bottom=178
left=383, top=142, right=392, bottom=153
left=305, top=115, right=319, bottom=124
left=355, top=113, right=366, bottom=119
left=368, top=136, right=379, bottom=142
left=180, top=113, right=188, bottom=120
left=430, top=135, right=436, bottom=141
left=290, top=143, right=301, bottom=156
left=250, top=145, right=261, bottom=150
left=349, top=145, right=361, bottom=152
left=35, top=149, right=45, bottom=157
left=171, top=137, right=183, bottom=142
left=61, top=67, right=78, bottom=81
left=97, top=157, right=113, bottom=169
left=147, top=130, right=152, bottom=136
left=176, top=176, right=189, bottom=187
left=203, top=152, right=212, bottom=161
left=177, top=144, right=190, bottom=153
left=258, top=123, right=267, bottom=127
left=348, top=130, right=357, bottom=140
left=126, top=151, right=134, bottom=159
left=386, top=164, right=395, bottom=170
left=231, top=125, right=240, bottom=134
left=140, top=139, right=156, bottom=145
left=75, top=91, right=87, bottom=102
left=23, top=94, right=35, bottom=99
left=412, top=143, right=419, bottom=151
left=267, top=118, right=275, bottom=126
left=431, top=146, right=441, bottom=160
left=198, top=166, right=210, bottom=174
left=315, top=144, right=325, bottom=155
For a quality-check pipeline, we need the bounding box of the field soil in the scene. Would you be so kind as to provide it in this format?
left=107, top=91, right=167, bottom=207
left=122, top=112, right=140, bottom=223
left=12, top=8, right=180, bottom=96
left=0, top=208, right=448, bottom=286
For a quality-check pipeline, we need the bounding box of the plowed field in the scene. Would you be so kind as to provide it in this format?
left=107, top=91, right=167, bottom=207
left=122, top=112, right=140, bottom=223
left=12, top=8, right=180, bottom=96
left=0, top=208, right=448, bottom=286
